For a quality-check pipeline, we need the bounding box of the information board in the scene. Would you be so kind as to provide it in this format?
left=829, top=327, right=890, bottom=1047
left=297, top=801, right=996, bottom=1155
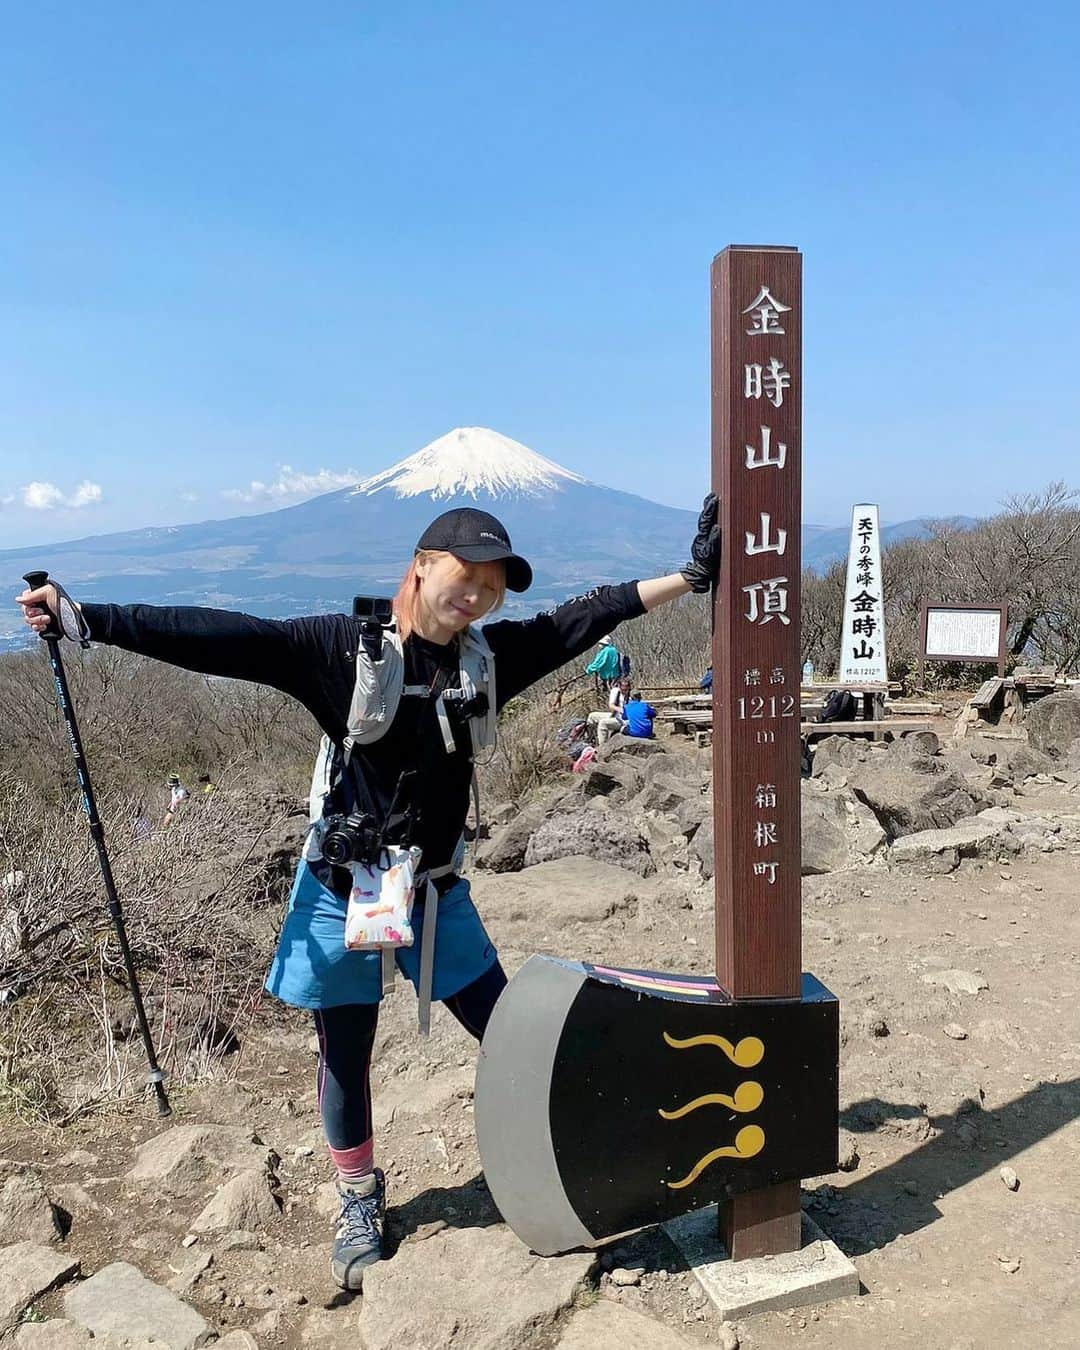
left=919, top=602, right=1008, bottom=679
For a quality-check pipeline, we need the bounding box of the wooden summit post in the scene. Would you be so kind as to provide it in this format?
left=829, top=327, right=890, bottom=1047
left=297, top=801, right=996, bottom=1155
left=473, top=247, right=838, bottom=1269
left=711, top=246, right=803, bottom=1258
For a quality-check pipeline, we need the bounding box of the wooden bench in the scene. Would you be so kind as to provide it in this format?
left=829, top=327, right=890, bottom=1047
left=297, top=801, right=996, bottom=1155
left=800, top=719, right=933, bottom=737
left=970, top=677, right=1005, bottom=712
left=668, top=709, right=714, bottom=748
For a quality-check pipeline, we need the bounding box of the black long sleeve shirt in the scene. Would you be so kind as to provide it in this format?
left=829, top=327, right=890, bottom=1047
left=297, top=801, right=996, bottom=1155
left=81, top=583, right=644, bottom=874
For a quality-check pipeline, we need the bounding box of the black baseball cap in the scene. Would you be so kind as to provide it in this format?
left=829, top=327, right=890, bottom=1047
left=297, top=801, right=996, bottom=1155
left=415, top=508, right=533, bottom=592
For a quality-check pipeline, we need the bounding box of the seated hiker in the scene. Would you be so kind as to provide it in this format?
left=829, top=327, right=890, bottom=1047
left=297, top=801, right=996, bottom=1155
left=699, top=666, right=713, bottom=692
left=554, top=714, right=589, bottom=761
left=584, top=634, right=622, bottom=686
left=586, top=676, right=629, bottom=745
left=623, top=690, right=658, bottom=739
left=17, top=493, right=720, bottom=1293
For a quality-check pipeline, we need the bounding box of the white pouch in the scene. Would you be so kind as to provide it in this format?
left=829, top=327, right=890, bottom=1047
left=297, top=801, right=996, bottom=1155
left=344, top=845, right=423, bottom=951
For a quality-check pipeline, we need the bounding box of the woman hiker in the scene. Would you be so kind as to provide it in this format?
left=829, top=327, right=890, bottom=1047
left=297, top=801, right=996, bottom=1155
left=17, top=496, right=719, bottom=1291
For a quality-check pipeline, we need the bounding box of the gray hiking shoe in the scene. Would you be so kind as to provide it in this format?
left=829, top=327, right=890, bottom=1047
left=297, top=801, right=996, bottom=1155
left=330, top=1169, right=385, bottom=1291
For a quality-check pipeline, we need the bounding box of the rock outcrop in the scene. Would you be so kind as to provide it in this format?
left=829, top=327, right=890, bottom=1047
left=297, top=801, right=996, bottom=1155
left=1025, top=690, right=1080, bottom=765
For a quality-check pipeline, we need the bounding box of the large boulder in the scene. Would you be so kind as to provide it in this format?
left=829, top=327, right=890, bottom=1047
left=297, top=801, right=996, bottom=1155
left=190, top=1168, right=281, bottom=1233
left=635, top=773, right=700, bottom=816
left=1, top=1245, right=80, bottom=1338
left=809, top=734, right=871, bottom=777
left=126, top=1125, right=275, bottom=1198
left=674, top=792, right=712, bottom=839
left=640, top=750, right=699, bottom=784
left=580, top=760, right=644, bottom=800
left=358, top=1224, right=593, bottom=1350
left=1025, top=690, right=1080, bottom=764
left=690, top=822, right=715, bottom=879
left=888, top=819, right=1005, bottom=873
left=63, top=1263, right=212, bottom=1350
left=597, top=736, right=666, bottom=761
left=475, top=801, right=549, bottom=873
left=845, top=751, right=990, bottom=839
left=0, top=1163, right=63, bottom=1244
left=801, top=781, right=887, bottom=874
left=469, top=857, right=641, bottom=925
left=524, top=813, right=655, bottom=876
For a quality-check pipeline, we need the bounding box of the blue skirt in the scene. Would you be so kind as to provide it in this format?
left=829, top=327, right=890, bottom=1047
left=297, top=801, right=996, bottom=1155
left=263, top=861, right=498, bottom=1009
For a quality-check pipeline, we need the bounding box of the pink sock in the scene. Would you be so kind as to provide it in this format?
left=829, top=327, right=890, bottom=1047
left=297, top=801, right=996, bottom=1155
left=329, top=1138, right=375, bottom=1186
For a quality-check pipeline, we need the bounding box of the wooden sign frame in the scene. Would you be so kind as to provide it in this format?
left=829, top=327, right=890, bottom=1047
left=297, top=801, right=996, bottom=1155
left=918, top=601, right=1009, bottom=683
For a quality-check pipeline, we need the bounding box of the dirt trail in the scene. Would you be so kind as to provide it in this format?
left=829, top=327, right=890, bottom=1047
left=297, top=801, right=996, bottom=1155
left=3, top=749, right=1079, bottom=1348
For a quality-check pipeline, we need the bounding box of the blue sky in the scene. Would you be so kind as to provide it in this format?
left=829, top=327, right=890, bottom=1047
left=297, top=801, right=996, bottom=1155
left=2, top=2, right=1078, bottom=548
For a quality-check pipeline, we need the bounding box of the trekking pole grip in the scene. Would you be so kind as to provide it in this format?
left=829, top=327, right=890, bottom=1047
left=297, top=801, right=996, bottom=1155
left=22, top=570, right=60, bottom=640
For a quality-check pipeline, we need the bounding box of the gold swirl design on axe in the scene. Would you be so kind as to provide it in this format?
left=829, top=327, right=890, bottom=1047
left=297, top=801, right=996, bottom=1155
left=660, top=1030, right=767, bottom=1189
left=661, top=1031, right=764, bottom=1067
left=666, top=1126, right=766, bottom=1189
left=659, top=1080, right=764, bottom=1119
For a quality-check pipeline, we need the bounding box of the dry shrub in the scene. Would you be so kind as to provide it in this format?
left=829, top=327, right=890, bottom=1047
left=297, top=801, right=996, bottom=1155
left=0, top=644, right=317, bottom=803
left=0, top=766, right=300, bottom=1120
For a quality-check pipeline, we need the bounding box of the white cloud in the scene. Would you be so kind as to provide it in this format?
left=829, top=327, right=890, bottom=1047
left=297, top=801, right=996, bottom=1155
left=17, top=479, right=104, bottom=511
left=69, top=480, right=102, bottom=507
left=223, top=464, right=359, bottom=505
left=22, top=481, right=65, bottom=510
left=180, top=491, right=199, bottom=503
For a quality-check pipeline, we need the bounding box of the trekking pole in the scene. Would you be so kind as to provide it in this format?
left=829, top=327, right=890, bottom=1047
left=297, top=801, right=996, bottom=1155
left=22, top=570, right=171, bottom=1117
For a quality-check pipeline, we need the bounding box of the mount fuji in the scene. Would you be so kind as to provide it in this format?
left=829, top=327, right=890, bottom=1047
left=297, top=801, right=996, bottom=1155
left=0, top=429, right=699, bottom=637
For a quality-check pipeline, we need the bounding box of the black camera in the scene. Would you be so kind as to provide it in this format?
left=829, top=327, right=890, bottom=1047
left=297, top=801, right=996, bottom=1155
left=442, top=688, right=489, bottom=723
left=352, top=595, right=394, bottom=661
left=320, top=812, right=384, bottom=868
left=352, top=596, right=393, bottom=623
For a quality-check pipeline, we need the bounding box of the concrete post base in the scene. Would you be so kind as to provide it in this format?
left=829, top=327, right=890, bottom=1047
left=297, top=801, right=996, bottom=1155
left=662, top=1207, right=860, bottom=1321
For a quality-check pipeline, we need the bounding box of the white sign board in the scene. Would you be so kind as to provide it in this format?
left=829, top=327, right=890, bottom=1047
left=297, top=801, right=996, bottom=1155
left=924, top=607, right=1002, bottom=660
left=838, top=503, right=887, bottom=684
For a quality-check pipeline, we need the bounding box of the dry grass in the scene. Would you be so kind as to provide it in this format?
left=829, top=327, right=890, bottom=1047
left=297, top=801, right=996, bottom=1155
left=0, top=765, right=298, bottom=1121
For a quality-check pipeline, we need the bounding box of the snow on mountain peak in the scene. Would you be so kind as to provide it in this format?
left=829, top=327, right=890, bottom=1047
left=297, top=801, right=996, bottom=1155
left=353, top=427, right=587, bottom=500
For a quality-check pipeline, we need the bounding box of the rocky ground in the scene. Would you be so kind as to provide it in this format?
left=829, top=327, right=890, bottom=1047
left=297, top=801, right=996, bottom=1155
left=3, top=691, right=1080, bottom=1349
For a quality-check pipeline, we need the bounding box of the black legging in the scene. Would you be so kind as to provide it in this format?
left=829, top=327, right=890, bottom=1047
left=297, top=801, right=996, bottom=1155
left=314, top=961, right=507, bottom=1169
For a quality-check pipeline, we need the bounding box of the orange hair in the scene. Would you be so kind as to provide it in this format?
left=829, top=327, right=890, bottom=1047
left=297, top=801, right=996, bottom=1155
left=393, top=550, right=507, bottom=642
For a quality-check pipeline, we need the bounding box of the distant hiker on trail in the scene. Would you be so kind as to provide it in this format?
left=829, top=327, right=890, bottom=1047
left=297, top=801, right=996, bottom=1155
left=16, top=493, right=720, bottom=1293
left=162, top=772, right=189, bottom=826
left=623, top=691, right=658, bottom=739
left=700, top=666, right=713, bottom=692
left=584, top=634, right=622, bottom=686
left=587, top=675, right=629, bottom=745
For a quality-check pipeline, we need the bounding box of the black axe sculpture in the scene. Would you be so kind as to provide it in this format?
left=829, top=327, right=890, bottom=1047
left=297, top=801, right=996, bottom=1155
left=476, top=247, right=840, bottom=1259
left=475, top=958, right=837, bottom=1255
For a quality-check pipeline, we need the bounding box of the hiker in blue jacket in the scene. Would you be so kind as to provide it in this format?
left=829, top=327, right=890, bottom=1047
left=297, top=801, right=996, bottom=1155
left=584, top=634, right=622, bottom=684
left=17, top=495, right=719, bottom=1292
left=623, top=692, right=658, bottom=739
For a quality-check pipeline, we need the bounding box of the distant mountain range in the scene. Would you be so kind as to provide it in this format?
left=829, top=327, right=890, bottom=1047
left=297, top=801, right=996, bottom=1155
left=0, top=427, right=975, bottom=649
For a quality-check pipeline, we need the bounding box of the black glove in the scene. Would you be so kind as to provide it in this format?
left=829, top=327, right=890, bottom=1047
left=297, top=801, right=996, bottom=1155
left=680, top=493, right=721, bottom=594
